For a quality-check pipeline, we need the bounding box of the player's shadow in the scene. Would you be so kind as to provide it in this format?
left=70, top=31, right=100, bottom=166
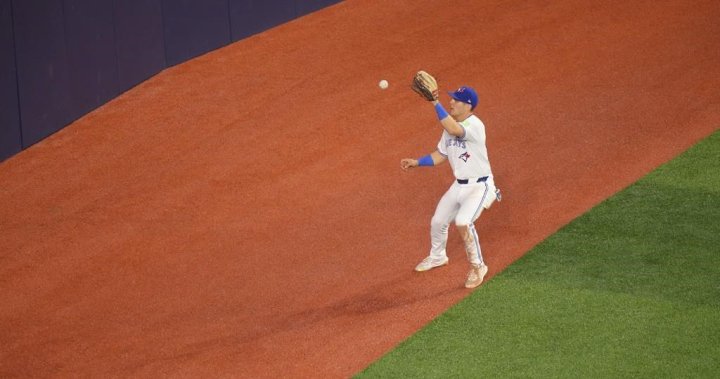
left=239, top=271, right=461, bottom=344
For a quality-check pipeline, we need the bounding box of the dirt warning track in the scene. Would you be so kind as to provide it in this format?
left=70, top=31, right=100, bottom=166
left=1, top=0, right=719, bottom=377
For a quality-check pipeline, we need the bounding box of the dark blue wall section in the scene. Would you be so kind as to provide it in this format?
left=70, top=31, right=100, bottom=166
left=12, top=0, right=72, bottom=147
left=114, top=0, right=165, bottom=92
left=229, top=0, right=295, bottom=41
left=0, top=0, right=21, bottom=161
left=162, top=0, right=232, bottom=67
left=63, top=0, right=119, bottom=121
left=296, top=0, right=339, bottom=17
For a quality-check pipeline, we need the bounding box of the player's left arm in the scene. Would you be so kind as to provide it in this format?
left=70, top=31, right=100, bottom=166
left=410, top=71, right=464, bottom=137
left=431, top=100, right=465, bottom=137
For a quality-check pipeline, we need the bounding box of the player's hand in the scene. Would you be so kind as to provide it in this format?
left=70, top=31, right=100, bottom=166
left=400, top=159, right=418, bottom=171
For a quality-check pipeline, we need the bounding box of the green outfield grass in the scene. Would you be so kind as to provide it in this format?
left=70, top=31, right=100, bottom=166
left=357, top=130, right=720, bottom=378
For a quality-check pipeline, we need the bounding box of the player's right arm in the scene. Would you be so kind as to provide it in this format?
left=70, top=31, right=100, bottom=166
left=400, top=150, right=447, bottom=171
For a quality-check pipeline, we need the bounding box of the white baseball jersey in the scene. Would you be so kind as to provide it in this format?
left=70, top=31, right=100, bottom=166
left=436, top=114, right=492, bottom=180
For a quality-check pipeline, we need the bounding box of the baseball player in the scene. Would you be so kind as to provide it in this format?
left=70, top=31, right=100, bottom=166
left=402, top=72, right=500, bottom=288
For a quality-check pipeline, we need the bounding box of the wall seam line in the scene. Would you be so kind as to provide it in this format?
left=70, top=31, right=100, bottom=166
left=9, top=0, right=24, bottom=149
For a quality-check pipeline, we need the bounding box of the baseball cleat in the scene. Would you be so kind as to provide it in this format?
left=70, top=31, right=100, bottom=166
left=415, top=256, right=449, bottom=272
left=465, top=263, right=488, bottom=288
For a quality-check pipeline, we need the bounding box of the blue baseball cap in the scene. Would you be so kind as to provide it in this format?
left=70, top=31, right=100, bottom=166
left=448, top=86, right=478, bottom=110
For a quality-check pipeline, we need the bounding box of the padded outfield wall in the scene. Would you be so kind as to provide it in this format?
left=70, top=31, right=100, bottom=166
left=0, top=0, right=341, bottom=162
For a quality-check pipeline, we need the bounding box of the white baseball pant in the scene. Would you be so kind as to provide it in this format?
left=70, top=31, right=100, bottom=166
left=429, top=177, right=497, bottom=265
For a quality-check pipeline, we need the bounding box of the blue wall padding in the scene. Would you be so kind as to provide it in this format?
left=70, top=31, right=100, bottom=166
left=229, top=0, right=296, bottom=41
left=12, top=0, right=73, bottom=147
left=162, top=0, right=232, bottom=67
left=113, top=0, right=166, bottom=93
left=0, top=0, right=22, bottom=161
left=63, top=0, right=120, bottom=121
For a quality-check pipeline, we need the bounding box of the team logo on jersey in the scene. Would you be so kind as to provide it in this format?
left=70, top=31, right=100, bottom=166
left=459, top=152, right=471, bottom=162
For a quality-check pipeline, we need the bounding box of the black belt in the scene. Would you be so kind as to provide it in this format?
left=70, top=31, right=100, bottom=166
left=457, top=176, right=488, bottom=184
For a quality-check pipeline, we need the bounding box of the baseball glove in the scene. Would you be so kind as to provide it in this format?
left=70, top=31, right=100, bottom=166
left=411, top=70, right=439, bottom=101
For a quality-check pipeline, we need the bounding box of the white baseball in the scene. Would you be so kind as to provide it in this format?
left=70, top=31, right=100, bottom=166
left=378, top=79, right=389, bottom=89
